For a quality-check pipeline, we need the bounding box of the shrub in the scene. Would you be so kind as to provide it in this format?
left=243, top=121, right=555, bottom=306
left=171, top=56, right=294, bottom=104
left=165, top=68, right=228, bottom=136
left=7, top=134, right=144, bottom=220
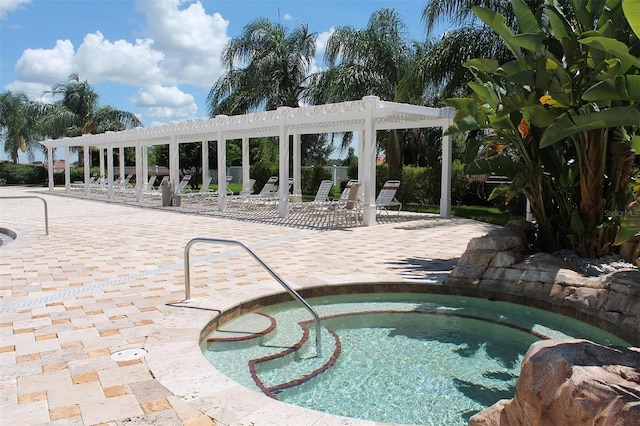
left=300, top=166, right=331, bottom=195
left=0, top=162, right=47, bottom=185
left=250, top=161, right=278, bottom=193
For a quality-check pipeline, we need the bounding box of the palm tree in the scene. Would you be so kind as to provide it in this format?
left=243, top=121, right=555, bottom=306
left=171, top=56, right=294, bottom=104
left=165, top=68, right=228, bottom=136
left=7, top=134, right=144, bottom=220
left=311, top=8, right=412, bottom=104
left=397, top=0, right=573, bottom=104
left=36, top=73, right=142, bottom=163
left=0, top=91, right=40, bottom=163
left=310, top=8, right=417, bottom=176
left=207, top=18, right=318, bottom=115
left=207, top=18, right=335, bottom=166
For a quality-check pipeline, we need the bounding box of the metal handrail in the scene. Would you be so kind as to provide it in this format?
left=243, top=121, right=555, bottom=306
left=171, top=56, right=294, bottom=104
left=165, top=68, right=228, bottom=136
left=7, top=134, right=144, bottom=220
left=0, top=196, right=49, bottom=235
left=184, top=237, right=322, bottom=357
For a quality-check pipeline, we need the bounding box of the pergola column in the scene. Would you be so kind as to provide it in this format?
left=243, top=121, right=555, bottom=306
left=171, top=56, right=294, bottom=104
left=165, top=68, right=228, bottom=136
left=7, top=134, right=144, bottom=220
left=47, top=147, right=54, bottom=191
left=201, top=139, right=209, bottom=190
left=216, top=130, right=226, bottom=211
left=135, top=141, right=144, bottom=202
left=169, top=137, right=179, bottom=192
left=83, top=144, right=91, bottom=196
left=142, top=145, right=149, bottom=190
left=439, top=131, right=452, bottom=218
left=292, top=133, right=302, bottom=202
left=278, top=107, right=291, bottom=217
left=64, top=147, right=71, bottom=192
left=119, top=147, right=125, bottom=181
left=107, top=145, right=114, bottom=199
left=241, top=137, right=250, bottom=187
left=99, top=148, right=105, bottom=177
left=362, top=100, right=377, bottom=226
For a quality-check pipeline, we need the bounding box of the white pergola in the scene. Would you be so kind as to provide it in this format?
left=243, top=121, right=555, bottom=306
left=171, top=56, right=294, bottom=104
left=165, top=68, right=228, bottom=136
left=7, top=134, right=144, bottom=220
left=41, top=96, right=455, bottom=226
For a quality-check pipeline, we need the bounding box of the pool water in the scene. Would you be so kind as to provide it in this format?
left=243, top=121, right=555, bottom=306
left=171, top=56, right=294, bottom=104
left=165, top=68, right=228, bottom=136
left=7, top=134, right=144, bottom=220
left=203, top=293, right=628, bottom=425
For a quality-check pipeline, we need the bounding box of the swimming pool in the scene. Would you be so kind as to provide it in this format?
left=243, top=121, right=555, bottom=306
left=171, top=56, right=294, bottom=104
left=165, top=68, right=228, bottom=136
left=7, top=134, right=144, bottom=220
left=202, top=293, right=628, bottom=425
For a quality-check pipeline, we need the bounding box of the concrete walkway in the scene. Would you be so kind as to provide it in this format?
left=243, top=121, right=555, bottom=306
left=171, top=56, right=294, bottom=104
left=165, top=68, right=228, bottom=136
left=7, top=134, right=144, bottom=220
left=0, top=187, right=495, bottom=425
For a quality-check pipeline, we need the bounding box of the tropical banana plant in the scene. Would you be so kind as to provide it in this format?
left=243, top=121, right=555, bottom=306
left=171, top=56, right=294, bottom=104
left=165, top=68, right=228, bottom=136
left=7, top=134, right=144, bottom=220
left=445, top=0, right=640, bottom=257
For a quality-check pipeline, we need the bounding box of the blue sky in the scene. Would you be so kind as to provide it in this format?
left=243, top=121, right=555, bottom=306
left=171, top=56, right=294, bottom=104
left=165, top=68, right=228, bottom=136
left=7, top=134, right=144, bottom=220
left=1, top=0, right=450, bottom=161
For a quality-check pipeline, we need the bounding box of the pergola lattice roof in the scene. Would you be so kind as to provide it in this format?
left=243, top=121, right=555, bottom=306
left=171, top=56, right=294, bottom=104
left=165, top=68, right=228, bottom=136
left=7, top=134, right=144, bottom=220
left=41, top=96, right=455, bottom=226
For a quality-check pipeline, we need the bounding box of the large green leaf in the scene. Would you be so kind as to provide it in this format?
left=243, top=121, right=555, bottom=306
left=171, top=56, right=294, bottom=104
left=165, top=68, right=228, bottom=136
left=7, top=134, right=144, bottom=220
left=614, top=213, right=640, bottom=245
left=546, top=7, right=573, bottom=42
left=623, top=0, right=640, bottom=38
left=511, top=33, right=545, bottom=53
left=540, top=106, right=640, bottom=148
left=464, top=58, right=500, bottom=73
left=472, top=7, right=521, bottom=57
left=580, top=36, right=640, bottom=69
left=468, top=82, right=496, bottom=106
left=512, top=0, right=541, bottom=34
left=582, top=75, right=640, bottom=101
left=445, top=98, right=478, bottom=115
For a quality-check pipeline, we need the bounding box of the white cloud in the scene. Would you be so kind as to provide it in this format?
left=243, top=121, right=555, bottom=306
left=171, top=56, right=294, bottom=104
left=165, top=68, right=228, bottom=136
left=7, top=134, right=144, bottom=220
left=316, top=27, right=335, bottom=57
left=0, top=0, right=30, bottom=19
left=75, top=32, right=164, bottom=85
left=283, top=13, right=293, bottom=21
left=135, top=0, right=229, bottom=87
left=4, top=81, right=53, bottom=102
left=7, top=0, right=231, bottom=125
left=130, top=84, right=197, bottom=120
left=14, top=39, right=76, bottom=84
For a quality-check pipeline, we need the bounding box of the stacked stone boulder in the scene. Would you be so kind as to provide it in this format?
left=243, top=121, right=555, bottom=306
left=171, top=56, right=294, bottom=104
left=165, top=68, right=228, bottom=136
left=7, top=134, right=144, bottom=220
left=444, top=221, right=640, bottom=345
left=468, top=339, right=640, bottom=426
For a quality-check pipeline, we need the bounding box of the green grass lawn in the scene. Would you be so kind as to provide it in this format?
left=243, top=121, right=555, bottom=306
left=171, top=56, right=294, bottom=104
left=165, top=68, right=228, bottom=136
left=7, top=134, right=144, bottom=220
left=405, top=204, right=524, bottom=225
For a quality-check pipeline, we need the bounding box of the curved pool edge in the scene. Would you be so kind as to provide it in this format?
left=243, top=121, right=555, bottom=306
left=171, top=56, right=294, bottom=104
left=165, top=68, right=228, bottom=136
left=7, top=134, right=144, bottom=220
left=145, top=280, right=635, bottom=425
left=145, top=286, right=386, bottom=425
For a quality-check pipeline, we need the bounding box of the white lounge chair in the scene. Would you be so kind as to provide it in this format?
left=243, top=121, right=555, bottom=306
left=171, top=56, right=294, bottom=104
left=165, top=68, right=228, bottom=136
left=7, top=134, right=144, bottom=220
left=241, top=176, right=279, bottom=205
left=182, top=176, right=213, bottom=202
left=175, top=175, right=192, bottom=193
left=291, top=179, right=334, bottom=211
left=376, top=180, right=402, bottom=215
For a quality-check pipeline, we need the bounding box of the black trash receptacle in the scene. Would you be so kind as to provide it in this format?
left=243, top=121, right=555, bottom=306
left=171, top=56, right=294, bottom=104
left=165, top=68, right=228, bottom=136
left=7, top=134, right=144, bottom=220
left=161, top=181, right=173, bottom=206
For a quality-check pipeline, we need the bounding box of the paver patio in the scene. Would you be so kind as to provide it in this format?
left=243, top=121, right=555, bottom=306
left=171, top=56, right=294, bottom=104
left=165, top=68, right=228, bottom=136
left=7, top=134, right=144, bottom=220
left=0, top=186, right=495, bottom=425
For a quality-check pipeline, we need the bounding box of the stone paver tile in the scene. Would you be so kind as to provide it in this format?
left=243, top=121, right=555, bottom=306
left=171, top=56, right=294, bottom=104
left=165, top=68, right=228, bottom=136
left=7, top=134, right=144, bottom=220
left=97, top=363, right=152, bottom=388
left=17, top=390, right=46, bottom=404
left=0, top=400, right=49, bottom=424
left=129, top=379, right=171, bottom=403
left=14, top=338, right=60, bottom=357
left=49, top=404, right=81, bottom=421
left=72, top=371, right=99, bottom=384
left=104, top=384, right=131, bottom=398
left=47, top=381, right=105, bottom=409
left=140, top=397, right=171, bottom=414
left=18, top=369, right=71, bottom=394
left=79, top=394, right=144, bottom=425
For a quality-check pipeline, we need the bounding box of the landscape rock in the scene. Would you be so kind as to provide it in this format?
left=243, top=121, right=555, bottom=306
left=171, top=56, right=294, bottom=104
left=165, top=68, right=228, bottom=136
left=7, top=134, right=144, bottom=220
left=468, top=339, right=640, bottom=426
left=444, top=221, right=640, bottom=345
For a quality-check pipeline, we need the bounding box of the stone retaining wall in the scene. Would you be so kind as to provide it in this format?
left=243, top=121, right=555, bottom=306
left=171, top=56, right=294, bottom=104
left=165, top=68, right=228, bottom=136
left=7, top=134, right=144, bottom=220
left=443, top=221, right=640, bottom=346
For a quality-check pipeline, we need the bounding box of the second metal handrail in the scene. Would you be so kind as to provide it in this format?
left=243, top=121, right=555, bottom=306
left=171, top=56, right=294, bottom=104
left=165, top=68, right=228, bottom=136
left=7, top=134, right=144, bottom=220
left=184, top=237, right=322, bottom=357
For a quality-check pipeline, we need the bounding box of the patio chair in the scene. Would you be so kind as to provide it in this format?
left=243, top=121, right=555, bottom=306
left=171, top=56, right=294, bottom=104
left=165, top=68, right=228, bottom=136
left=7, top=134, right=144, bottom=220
left=175, top=175, right=192, bottom=193
left=333, top=182, right=362, bottom=226
left=376, top=180, right=402, bottom=215
left=145, top=176, right=168, bottom=196
left=182, top=176, right=212, bottom=202
left=240, top=176, right=279, bottom=205
left=290, top=179, right=334, bottom=211
left=143, top=175, right=157, bottom=192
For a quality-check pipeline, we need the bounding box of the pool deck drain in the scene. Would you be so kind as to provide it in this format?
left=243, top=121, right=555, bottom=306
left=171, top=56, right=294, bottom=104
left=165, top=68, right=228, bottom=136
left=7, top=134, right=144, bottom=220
left=0, top=186, right=497, bottom=425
